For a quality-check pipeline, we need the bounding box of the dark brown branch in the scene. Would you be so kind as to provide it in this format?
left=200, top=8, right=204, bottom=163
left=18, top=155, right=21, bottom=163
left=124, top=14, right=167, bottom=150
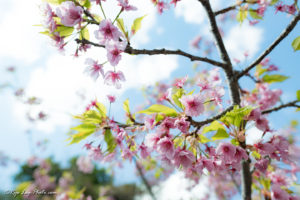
left=75, top=39, right=226, bottom=68
left=262, top=100, right=300, bottom=115
left=199, top=0, right=241, bottom=105
left=238, top=12, right=300, bottom=79
left=189, top=106, right=234, bottom=128
left=214, top=0, right=258, bottom=16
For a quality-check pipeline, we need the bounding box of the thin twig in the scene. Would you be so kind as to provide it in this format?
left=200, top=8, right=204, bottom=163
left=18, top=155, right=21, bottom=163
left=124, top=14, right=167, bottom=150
left=189, top=106, right=234, bottom=128
left=238, top=12, right=300, bottom=79
left=75, top=38, right=226, bottom=68
left=262, top=100, right=300, bottom=115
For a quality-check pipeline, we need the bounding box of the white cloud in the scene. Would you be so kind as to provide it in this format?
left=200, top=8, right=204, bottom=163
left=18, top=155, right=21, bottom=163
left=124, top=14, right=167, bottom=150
left=14, top=49, right=178, bottom=133
left=0, top=0, right=51, bottom=63
left=224, top=23, right=264, bottom=62
left=246, top=126, right=263, bottom=145
left=174, top=0, right=221, bottom=24
left=136, top=172, right=216, bottom=200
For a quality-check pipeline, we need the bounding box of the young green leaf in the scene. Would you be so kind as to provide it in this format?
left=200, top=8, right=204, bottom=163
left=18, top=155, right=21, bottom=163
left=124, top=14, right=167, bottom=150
left=123, top=99, right=130, bottom=113
left=79, top=27, right=90, bottom=40
left=297, top=90, right=300, bottom=101
left=172, top=88, right=184, bottom=109
left=203, top=121, right=225, bottom=134
left=56, top=26, right=74, bottom=37
left=43, top=0, right=66, bottom=5
left=138, top=104, right=178, bottom=117
left=69, top=124, right=97, bottom=144
left=117, top=18, right=129, bottom=41
left=104, top=129, right=117, bottom=153
left=131, top=15, right=147, bottom=35
left=212, top=129, right=229, bottom=141
left=236, top=8, right=248, bottom=23
left=262, top=74, right=289, bottom=83
left=292, top=36, right=300, bottom=51
left=249, top=9, right=263, bottom=19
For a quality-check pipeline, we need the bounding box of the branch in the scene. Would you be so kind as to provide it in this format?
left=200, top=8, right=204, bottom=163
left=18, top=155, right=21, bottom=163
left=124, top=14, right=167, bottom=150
left=214, top=0, right=258, bottom=16
left=262, top=100, right=300, bottom=115
left=75, top=38, right=226, bottom=68
left=199, top=0, right=241, bottom=105
left=189, top=105, right=234, bottom=128
left=238, top=12, right=300, bottom=79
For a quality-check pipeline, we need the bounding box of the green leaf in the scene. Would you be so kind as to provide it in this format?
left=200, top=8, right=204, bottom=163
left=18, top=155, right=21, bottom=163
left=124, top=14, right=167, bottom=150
left=297, top=90, right=300, bottom=101
left=262, top=74, right=289, bottom=83
left=56, top=26, right=74, bottom=37
left=290, top=120, right=298, bottom=128
left=270, top=0, right=279, bottom=5
left=212, top=129, right=229, bottom=141
left=123, top=99, right=130, bottom=113
left=236, top=8, right=248, bottom=23
left=96, top=102, right=107, bottom=117
left=249, top=9, right=263, bottom=19
left=43, top=0, right=66, bottom=5
left=16, top=181, right=31, bottom=193
left=172, top=88, right=184, bottom=109
left=260, top=178, right=271, bottom=190
left=79, top=27, right=89, bottom=40
left=69, top=124, right=96, bottom=144
left=138, top=104, right=178, bottom=117
left=203, top=121, right=225, bottom=134
left=198, top=134, right=211, bottom=143
left=117, top=18, right=129, bottom=41
left=82, top=110, right=102, bottom=124
left=256, top=64, right=267, bottom=76
left=297, top=108, right=300, bottom=112
left=252, top=151, right=261, bottom=159
left=131, top=15, right=147, bottom=35
left=39, top=31, right=53, bottom=37
left=231, top=138, right=240, bottom=146
left=221, top=106, right=253, bottom=128
left=104, top=129, right=116, bottom=153
left=292, top=36, right=300, bottom=51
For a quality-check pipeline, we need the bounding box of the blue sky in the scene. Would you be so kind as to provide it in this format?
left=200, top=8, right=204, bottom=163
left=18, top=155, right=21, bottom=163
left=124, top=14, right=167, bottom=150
left=0, top=0, right=299, bottom=198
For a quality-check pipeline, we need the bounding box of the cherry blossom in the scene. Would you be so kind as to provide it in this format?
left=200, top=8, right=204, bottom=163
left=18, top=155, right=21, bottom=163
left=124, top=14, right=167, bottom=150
left=76, top=156, right=94, bottom=173
left=56, top=1, right=83, bottom=27
left=84, top=58, right=104, bottom=81
left=95, top=19, right=122, bottom=44
left=180, top=94, right=204, bottom=117
left=104, top=70, right=126, bottom=89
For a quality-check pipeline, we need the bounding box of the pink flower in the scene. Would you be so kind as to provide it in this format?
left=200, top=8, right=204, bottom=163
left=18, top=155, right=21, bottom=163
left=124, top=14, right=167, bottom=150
left=200, top=157, right=215, bottom=172
left=174, top=76, right=188, bottom=88
left=104, top=70, right=126, bottom=89
left=84, top=58, right=104, bottom=81
left=56, top=1, right=83, bottom=27
left=170, top=0, right=181, bottom=7
left=41, top=3, right=57, bottom=33
left=174, top=117, right=190, bottom=133
left=174, top=148, right=195, bottom=169
left=107, top=95, right=116, bottom=103
left=156, top=1, right=169, bottom=14
left=117, top=0, right=137, bottom=11
left=246, top=108, right=261, bottom=121
left=145, top=132, right=160, bottom=149
left=255, top=117, right=270, bottom=132
left=91, top=0, right=106, bottom=4
left=207, top=68, right=221, bottom=86
left=106, top=44, right=124, bottom=66
left=234, top=146, right=248, bottom=161
left=144, top=115, right=156, bottom=130
left=286, top=4, right=296, bottom=14
left=89, top=146, right=102, bottom=161
left=121, top=148, right=135, bottom=161
left=271, top=184, right=290, bottom=200
left=190, top=36, right=202, bottom=49
left=180, top=94, right=204, bottom=117
left=76, top=156, right=94, bottom=173
left=255, top=159, right=269, bottom=173
left=157, top=136, right=175, bottom=159
left=157, top=117, right=176, bottom=134
left=95, top=19, right=122, bottom=43
left=139, top=143, right=150, bottom=159
left=254, top=142, right=276, bottom=156
left=216, top=143, right=236, bottom=163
